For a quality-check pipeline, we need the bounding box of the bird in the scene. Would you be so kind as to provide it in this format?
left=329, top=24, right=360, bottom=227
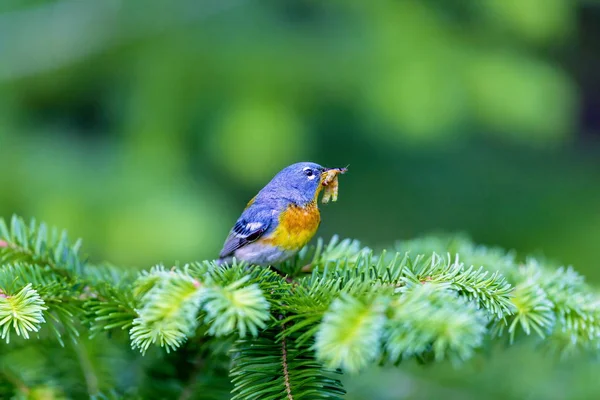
left=217, top=162, right=346, bottom=267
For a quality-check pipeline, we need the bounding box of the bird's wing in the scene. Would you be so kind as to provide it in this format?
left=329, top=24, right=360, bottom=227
left=219, top=206, right=273, bottom=258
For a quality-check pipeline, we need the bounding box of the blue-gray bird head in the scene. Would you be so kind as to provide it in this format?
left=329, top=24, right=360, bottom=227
left=257, top=162, right=330, bottom=205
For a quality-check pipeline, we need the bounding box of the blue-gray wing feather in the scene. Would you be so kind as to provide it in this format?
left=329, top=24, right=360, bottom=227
left=219, top=205, right=274, bottom=258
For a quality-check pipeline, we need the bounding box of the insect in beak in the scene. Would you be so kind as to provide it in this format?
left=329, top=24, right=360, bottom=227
left=321, top=167, right=348, bottom=180
left=320, top=167, right=348, bottom=203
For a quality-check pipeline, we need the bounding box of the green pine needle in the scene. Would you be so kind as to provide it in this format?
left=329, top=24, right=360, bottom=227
left=0, top=284, right=47, bottom=343
left=385, top=283, right=487, bottom=364
left=200, top=276, right=270, bottom=338
left=315, top=294, right=387, bottom=373
left=130, top=266, right=202, bottom=353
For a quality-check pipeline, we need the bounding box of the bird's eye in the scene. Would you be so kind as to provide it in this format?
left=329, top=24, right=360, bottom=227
left=304, top=168, right=314, bottom=177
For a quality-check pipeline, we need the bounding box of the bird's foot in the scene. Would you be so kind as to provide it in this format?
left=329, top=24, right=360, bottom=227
left=300, top=263, right=313, bottom=273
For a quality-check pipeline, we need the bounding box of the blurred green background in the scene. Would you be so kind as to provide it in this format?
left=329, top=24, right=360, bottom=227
left=1, top=0, right=600, bottom=398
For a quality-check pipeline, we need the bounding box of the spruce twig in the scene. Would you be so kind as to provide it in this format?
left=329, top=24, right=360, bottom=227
left=2, top=216, right=600, bottom=398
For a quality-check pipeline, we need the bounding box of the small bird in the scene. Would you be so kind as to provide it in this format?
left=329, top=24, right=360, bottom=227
left=217, top=162, right=346, bottom=267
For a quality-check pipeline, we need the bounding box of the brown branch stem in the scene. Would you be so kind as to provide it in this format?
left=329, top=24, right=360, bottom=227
left=280, top=318, right=294, bottom=400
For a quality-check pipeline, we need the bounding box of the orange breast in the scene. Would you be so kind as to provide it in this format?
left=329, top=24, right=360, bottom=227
left=264, top=203, right=321, bottom=250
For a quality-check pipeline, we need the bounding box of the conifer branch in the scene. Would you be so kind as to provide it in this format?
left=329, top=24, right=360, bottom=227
left=0, top=369, right=29, bottom=396
left=229, top=329, right=345, bottom=400
left=281, top=322, right=294, bottom=400
left=2, top=216, right=600, bottom=398
left=0, top=216, right=83, bottom=277
left=72, top=340, right=99, bottom=396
